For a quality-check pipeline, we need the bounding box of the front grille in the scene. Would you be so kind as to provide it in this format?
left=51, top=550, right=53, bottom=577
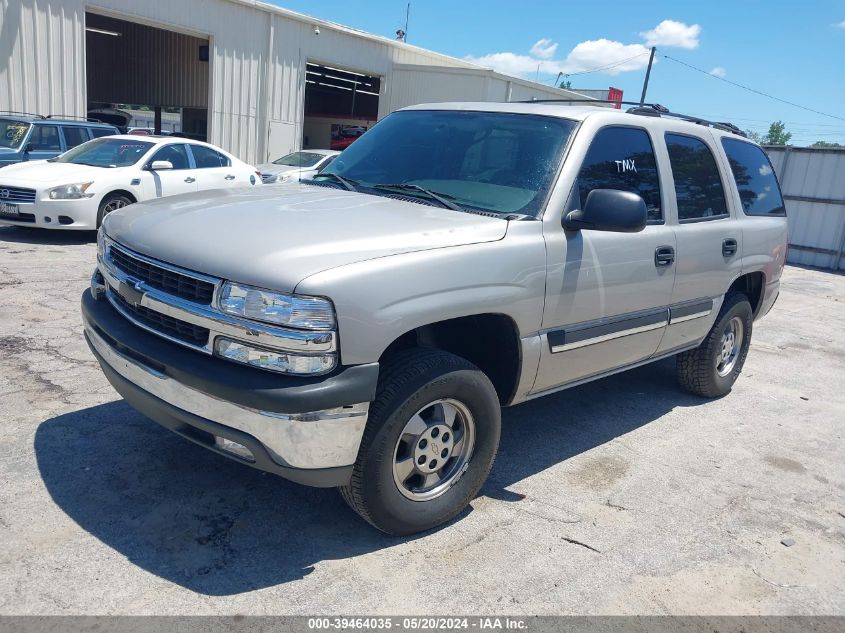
left=109, top=245, right=215, bottom=304
left=109, top=288, right=210, bottom=346
left=0, top=185, right=36, bottom=203
left=0, top=212, right=35, bottom=223
left=260, top=173, right=277, bottom=183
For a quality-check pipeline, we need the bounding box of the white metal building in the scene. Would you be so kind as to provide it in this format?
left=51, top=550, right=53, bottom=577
left=1, top=0, right=591, bottom=164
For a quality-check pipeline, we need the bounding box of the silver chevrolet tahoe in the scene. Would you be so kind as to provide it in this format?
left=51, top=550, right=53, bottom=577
left=83, top=102, right=787, bottom=535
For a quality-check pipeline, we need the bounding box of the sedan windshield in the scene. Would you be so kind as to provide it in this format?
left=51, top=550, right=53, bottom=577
left=0, top=119, right=31, bottom=150
left=319, top=110, right=576, bottom=216
left=272, top=151, right=326, bottom=168
left=53, top=138, right=154, bottom=168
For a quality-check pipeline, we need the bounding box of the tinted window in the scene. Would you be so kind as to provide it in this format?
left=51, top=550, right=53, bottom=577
left=0, top=119, right=30, bottom=149
left=574, top=126, right=662, bottom=222
left=721, top=138, right=785, bottom=216
left=89, top=127, right=116, bottom=139
left=665, top=134, right=728, bottom=221
left=191, top=144, right=230, bottom=168
left=56, top=138, right=154, bottom=167
left=61, top=126, right=89, bottom=149
left=151, top=144, right=191, bottom=169
left=29, top=125, right=61, bottom=151
left=273, top=151, right=326, bottom=167
left=318, top=155, right=337, bottom=172
left=322, top=110, right=576, bottom=216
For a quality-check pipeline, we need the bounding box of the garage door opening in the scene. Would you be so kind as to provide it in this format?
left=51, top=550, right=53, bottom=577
left=303, top=62, right=380, bottom=151
left=85, top=12, right=209, bottom=141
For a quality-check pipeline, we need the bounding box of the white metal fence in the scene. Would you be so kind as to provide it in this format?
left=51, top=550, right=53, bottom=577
left=765, top=146, right=845, bottom=270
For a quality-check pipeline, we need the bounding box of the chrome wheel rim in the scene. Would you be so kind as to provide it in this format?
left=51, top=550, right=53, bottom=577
left=716, top=316, right=744, bottom=377
left=392, top=398, right=476, bottom=502
left=102, top=198, right=128, bottom=215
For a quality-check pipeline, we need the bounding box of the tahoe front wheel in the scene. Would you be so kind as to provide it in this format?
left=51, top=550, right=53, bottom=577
left=340, top=349, right=501, bottom=535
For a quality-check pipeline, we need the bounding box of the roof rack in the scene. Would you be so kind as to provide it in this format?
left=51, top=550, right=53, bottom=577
left=45, top=114, right=102, bottom=123
left=516, top=99, right=747, bottom=137
left=0, top=110, right=46, bottom=119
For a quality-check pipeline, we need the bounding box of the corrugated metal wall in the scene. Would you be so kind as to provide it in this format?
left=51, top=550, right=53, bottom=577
left=1, top=0, right=595, bottom=166
left=766, top=146, right=845, bottom=270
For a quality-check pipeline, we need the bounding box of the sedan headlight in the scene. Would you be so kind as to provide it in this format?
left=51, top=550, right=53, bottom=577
left=47, top=182, right=94, bottom=199
left=214, top=338, right=336, bottom=375
left=218, top=282, right=336, bottom=330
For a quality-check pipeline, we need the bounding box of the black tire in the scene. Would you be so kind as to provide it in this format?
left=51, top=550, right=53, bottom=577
left=96, top=193, right=133, bottom=228
left=677, top=293, right=753, bottom=398
left=340, top=349, right=501, bottom=535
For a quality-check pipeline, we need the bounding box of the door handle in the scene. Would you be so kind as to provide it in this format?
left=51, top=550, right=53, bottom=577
left=224, top=174, right=236, bottom=180
left=722, top=238, right=738, bottom=257
left=184, top=176, right=196, bottom=183
left=655, top=245, right=675, bottom=267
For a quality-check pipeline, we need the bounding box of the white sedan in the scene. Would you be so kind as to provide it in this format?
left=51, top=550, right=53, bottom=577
left=0, top=135, right=261, bottom=230
left=257, top=149, right=339, bottom=184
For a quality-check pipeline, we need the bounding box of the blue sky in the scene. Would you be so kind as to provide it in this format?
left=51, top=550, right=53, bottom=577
left=271, top=0, right=845, bottom=145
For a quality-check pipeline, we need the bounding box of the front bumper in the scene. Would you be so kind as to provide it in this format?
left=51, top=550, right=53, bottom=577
left=0, top=198, right=97, bottom=230
left=82, top=289, right=378, bottom=487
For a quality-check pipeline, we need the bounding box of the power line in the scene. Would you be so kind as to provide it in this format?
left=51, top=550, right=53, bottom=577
left=552, top=51, right=651, bottom=83
left=661, top=53, right=845, bottom=123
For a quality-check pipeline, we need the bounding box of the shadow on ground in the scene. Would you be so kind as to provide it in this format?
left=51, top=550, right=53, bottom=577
left=35, top=357, right=703, bottom=595
left=0, top=225, right=96, bottom=245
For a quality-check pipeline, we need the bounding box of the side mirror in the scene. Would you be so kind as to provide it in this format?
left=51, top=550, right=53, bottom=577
left=24, top=143, right=34, bottom=154
left=149, top=160, right=174, bottom=171
left=563, top=189, right=648, bottom=233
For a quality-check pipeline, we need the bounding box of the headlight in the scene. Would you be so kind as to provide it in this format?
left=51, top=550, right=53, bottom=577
left=214, top=337, right=336, bottom=375
left=97, top=226, right=105, bottom=259
left=48, top=182, right=94, bottom=199
left=218, top=282, right=336, bottom=330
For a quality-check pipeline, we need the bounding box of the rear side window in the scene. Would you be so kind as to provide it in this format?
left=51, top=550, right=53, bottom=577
left=191, top=144, right=230, bottom=168
left=574, top=126, right=662, bottom=222
left=29, top=125, right=61, bottom=151
left=61, top=126, right=89, bottom=149
left=665, top=133, right=728, bottom=222
left=89, top=127, right=116, bottom=139
left=721, top=138, right=785, bottom=216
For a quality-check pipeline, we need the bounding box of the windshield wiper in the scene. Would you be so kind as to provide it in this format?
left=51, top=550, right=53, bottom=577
left=372, top=183, right=464, bottom=212
left=312, top=172, right=359, bottom=192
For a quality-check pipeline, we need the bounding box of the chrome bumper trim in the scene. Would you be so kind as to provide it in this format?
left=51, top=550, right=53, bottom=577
left=85, top=324, right=368, bottom=469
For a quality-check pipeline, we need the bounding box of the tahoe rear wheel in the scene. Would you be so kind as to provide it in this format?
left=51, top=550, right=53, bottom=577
left=340, top=349, right=501, bottom=535
left=96, top=193, right=133, bottom=228
left=677, top=293, right=753, bottom=398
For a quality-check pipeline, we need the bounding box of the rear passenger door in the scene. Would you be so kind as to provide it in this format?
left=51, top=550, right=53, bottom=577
left=60, top=126, right=90, bottom=151
left=188, top=144, right=244, bottom=190
left=658, top=131, right=743, bottom=354
left=536, top=125, right=677, bottom=392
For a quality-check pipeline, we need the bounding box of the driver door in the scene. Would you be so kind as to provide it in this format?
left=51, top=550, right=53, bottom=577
left=534, top=125, right=676, bottom=393
left=140, top=144, right=197, bottom=199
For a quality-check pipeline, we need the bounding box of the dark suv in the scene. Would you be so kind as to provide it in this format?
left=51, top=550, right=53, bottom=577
left=0, top=114, right=119, bottom=167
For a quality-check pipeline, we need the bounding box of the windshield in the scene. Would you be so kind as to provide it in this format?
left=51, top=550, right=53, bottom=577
left=0, top=119, right=31, bottom=150
left=320, top=110, right=576, bottom=216
left=272, top=151, right=326, bottom=167
left=54, top=138, right=154, bottom=168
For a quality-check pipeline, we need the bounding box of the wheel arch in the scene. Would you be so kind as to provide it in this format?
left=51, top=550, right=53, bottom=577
left=378, top=313, right=522, bottom=406
left=727, top=270, right=765, bottom=317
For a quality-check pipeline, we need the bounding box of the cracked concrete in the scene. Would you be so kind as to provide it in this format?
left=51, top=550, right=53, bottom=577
left=0, top=224, right=843, bottom=615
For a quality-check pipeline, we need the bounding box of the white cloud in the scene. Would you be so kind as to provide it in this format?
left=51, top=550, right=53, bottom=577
left=709, top=66, right=727, bottom=78
left=466, top=39, right=651, bottom=78
left=838, top=20, right=845, bottom=28
left=640, top=19, right=701, bottom=49
left=759, top=164, right=772, bottom=176
left=530, top=38, right=558, bottom=59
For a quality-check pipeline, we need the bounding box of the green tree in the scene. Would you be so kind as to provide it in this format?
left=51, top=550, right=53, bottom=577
left=762, top=121, right=792, bottom=145
left=810, top=140, right=843, bottom=148
left=744, top=129, right=763, bottom=143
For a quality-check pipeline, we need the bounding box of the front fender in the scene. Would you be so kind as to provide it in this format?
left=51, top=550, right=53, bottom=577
left=295, top=221, right=547, bottom=366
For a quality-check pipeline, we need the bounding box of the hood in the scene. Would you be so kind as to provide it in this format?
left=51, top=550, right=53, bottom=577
left=256, top=164, right=308, bottom=176
left=104, top=183, right=508, bottom=292
left=0, top=160, right=119, bottom=184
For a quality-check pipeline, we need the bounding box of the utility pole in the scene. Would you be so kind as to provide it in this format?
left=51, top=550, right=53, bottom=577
left=403, top=3, right=410, bottom=43
left=639, top=46, right=656, bottom=105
